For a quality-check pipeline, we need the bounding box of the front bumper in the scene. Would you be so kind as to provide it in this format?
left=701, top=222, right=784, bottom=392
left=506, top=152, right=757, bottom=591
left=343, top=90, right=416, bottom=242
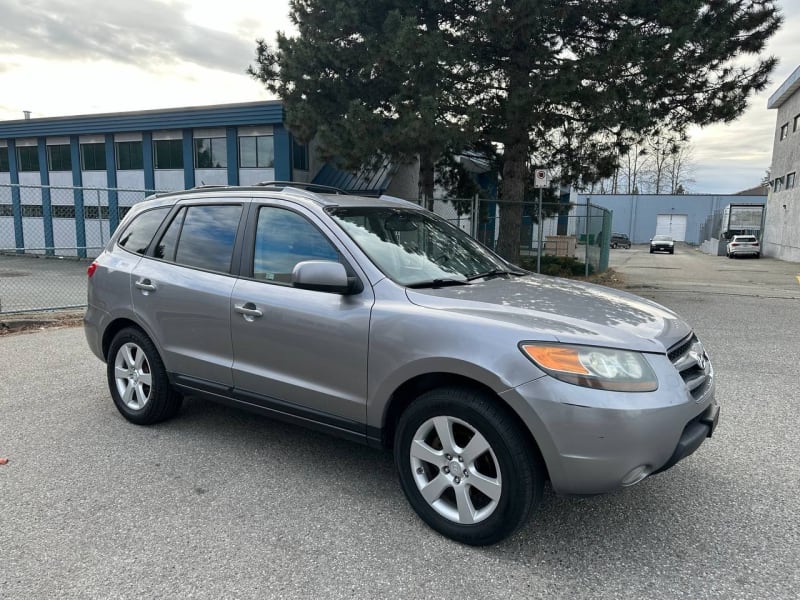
left=500, top=355, right=717, bottom=495
left=652, top=403, right=719, bottom=474
left=651, top=244, right=674, bottom=252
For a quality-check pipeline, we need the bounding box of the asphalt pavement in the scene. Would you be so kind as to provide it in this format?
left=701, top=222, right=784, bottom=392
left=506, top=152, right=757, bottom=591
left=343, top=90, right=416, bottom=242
left=1, top=245, right=799, bottom=599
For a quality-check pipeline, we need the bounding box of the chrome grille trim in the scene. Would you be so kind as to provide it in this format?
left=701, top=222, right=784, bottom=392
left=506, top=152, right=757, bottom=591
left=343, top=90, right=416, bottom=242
left=668, top=334, right=711, bottom=401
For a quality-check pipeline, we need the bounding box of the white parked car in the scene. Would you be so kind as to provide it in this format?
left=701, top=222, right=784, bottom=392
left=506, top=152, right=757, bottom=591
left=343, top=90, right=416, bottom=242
left=726, top=235, right=760, bottom=259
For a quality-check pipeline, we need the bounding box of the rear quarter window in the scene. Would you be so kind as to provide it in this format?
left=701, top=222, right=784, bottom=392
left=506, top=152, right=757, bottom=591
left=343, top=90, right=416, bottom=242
left=117, top=207, right=171, bottom=254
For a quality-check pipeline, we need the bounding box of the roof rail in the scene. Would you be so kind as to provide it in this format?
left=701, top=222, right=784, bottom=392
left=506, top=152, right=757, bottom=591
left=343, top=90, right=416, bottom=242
left=378, top=194, right=422, bottom=208
left=256, top=181, right=350, bottom=195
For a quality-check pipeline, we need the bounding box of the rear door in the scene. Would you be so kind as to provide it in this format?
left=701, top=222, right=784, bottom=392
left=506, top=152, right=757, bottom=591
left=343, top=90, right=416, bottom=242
left=229, top=202, right=373, bottom=427
left=131, top=202, right=245, bottom=389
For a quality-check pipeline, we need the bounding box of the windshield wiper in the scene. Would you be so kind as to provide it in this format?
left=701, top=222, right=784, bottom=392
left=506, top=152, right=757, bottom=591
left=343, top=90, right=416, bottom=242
left=406, top=278, right=471, bottom=289
left=465, top=268, right=523, bottom=281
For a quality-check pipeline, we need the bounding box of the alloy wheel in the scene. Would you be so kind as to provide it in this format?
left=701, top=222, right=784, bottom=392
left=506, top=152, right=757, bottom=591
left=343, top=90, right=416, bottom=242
left=113, top=342, right=153, bottom=410
left=409, top=415, right=502, bottom=525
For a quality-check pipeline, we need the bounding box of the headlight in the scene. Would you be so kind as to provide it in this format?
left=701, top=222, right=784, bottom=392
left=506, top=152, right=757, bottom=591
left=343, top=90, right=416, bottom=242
left=520, top=343, right=658, bottom=392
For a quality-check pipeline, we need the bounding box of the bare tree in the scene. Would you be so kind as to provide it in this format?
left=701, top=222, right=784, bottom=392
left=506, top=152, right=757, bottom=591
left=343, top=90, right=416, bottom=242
left=667, top=142, right=695, bottom=193
left=644, top=133, right=684, bottom=193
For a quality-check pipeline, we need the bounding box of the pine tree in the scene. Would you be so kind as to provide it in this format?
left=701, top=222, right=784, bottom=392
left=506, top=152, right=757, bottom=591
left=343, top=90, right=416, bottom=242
left=252, top=0, right=781, bottom=263
left=249, top=0, right=472, bottom=209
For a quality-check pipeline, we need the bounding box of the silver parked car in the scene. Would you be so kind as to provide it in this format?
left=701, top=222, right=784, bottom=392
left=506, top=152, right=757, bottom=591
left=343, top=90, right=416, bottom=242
left=726, top=235, right=760, bottom=258
left=650, top=235, right=675, bottom=254
left=85, top=185, right=719, bottom=545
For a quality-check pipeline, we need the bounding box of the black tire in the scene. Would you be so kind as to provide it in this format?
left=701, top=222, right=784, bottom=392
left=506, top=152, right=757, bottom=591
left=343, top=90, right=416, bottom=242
left=669, top=249, right=674, bottom=254
left=755, top=253, right=760, bottom=259
left=649, top=248, right=654, bottom=254
left=394, top=386, right=543, bottom=545
left=106, top=327, right=182, bottom=425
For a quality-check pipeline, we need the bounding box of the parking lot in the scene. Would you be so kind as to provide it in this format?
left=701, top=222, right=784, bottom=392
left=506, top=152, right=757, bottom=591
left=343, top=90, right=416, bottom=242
left=1, top=245, right=799, bottom=599
left=0, top=253, right=90, bottom=313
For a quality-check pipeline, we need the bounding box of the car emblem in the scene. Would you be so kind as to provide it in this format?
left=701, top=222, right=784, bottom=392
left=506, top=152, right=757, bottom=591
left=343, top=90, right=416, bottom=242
left=689, top=348, right=706, bottom=370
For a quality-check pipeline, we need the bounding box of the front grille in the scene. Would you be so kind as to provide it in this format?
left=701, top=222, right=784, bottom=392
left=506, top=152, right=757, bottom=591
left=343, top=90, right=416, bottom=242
left=668, top=334, right=711, bottom=401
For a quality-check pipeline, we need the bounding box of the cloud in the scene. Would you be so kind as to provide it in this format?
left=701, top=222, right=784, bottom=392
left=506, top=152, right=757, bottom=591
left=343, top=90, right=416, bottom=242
left=0, top=0, right=256, bottom=74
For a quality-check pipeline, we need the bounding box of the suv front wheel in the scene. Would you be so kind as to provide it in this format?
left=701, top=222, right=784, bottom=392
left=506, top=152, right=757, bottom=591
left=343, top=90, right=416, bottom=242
left=107, top=327, right=182, bottom=425
left=394, top=387, right=544, bottom=545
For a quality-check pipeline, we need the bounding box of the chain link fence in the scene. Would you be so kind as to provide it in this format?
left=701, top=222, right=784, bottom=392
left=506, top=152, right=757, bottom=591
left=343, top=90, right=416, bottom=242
left=432, top=197, right=611, bottom=275
left=1, top=183, right=155, bottom=314
left=1, top=184, right=612, bottom=314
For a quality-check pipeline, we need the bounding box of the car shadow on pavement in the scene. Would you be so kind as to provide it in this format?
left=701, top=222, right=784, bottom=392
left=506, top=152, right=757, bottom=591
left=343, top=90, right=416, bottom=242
left=164, top=394, right=723, bottom=565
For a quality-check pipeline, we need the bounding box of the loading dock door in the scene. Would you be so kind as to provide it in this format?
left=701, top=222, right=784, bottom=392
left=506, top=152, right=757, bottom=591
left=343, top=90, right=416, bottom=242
left=655, top=214, right=688, bottom=241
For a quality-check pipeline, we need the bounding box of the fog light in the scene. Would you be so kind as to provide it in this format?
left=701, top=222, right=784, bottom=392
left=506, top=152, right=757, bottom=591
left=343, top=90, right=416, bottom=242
left=621, top=465, right=650, bottom=486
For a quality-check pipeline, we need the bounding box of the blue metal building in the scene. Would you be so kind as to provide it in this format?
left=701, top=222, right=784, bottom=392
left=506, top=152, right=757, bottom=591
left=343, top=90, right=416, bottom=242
left=578, top=193, right=767, bottom=245
left=0, top=101, right=311, bottom=256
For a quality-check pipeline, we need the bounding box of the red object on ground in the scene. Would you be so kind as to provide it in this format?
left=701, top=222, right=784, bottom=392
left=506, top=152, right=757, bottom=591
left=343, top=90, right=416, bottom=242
left=0, top=458, right=8, bottom=465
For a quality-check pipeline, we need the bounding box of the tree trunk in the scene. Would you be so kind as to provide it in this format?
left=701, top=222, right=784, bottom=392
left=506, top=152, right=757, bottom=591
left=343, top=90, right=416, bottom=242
left=420, top=151, right=435, bottom=211
left=495, top=138, right=527, bottom=264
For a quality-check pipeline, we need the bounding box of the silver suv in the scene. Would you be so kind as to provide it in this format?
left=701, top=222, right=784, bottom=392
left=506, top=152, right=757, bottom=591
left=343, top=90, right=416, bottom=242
left=85, top=184, right=719, bottom=545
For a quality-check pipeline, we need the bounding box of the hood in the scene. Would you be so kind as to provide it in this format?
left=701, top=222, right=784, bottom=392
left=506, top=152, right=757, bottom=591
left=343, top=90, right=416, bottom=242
left=405, top=275, right=691, bottom=353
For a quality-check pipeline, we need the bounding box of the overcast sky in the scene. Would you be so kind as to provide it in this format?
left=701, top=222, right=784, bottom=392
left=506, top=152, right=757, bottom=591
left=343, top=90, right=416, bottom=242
left=1, top=0, right=798, bottom=194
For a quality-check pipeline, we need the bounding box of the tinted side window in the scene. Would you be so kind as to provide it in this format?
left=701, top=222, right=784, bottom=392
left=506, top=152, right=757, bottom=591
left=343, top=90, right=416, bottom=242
left=253, top=207, right=339, bottom=283
left=173, top=205, right=242, bottom=273
left=118, top=207, right=171, bottom=254
left=153, top=207, right=186, bottom=261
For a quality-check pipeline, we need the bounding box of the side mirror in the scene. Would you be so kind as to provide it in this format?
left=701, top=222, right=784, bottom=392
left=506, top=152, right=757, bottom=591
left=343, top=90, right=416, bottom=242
left=292, top=260, right=359, bottom=294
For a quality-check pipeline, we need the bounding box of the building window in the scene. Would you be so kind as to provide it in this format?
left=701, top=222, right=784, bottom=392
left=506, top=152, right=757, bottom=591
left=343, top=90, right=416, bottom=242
left=116, top=141, right=144, bottom=170
left=292, top=139, right=308, bottom=171
left=780, top=123, right=789, bottom=140
left=0, top=147, right=9, bottom=172
left=17, top=146, right=39, bottom=172
left=774, top=177, right=783, bottom=192
left=21, top=204, right=44, bottom=217
left=52, top=205, right=77, bottom=219
left=153, top=139, right=183, bottom=169
left=47, top=144, right=72, bottom=172
left=794, top=115, right=799, bottom=133
left=80, top=143, right=107, bottom=171
left=239, top=135, right=274, bottom=168
left=787, top=172, right=796, bottom=190
left=84, top=205, right=111, bottom=220
left=195, top=137, right=227, bottom=168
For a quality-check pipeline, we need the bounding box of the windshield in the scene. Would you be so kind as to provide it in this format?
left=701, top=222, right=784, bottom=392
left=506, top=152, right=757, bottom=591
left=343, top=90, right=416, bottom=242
left=329, top=207, right=510, bottom=286
left=653, top=235, right=673, bottom=241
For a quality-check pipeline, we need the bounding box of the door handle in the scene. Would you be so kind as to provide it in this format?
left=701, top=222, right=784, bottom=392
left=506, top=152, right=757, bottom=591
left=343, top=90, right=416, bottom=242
left=135, top=279, right=157, bottom=293
left=234, top=302, right=263, bottom=320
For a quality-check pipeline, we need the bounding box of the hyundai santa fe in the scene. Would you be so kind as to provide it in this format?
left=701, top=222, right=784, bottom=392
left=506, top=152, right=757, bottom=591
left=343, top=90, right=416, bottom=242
left=85, top=184, right=719, bottom=545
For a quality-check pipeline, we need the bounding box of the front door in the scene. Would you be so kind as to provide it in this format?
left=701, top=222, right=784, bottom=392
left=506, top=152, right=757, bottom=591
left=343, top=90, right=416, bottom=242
left=230, top=204, right=373, bottom=426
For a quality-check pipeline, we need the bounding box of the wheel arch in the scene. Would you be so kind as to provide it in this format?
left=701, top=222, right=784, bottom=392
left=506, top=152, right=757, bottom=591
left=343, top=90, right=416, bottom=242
left=102, top=317, right=151, bottom=360
left=379, top=372, right=549, bottom=480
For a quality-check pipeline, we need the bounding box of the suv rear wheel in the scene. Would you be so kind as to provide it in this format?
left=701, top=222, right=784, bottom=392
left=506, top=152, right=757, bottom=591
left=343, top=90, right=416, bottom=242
left=107, top=327, right=182, bottom=425
left=394, top=387, right=543, bottom=545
